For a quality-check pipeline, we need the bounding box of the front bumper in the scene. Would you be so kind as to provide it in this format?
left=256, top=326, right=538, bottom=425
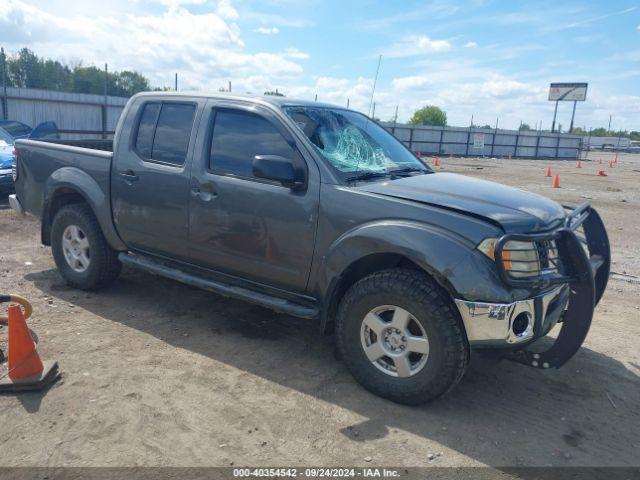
left=455, top=202, right=610, bottom=369
left=455, top=284, right=570, bottom=347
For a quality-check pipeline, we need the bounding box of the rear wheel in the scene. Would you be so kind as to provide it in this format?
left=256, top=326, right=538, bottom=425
left=51, top=204, right=121, bottom=290
left=336, top=269, right=469, bottom=405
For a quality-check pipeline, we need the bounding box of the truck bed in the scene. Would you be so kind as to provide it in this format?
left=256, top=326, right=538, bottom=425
left=36, top=138, right=114, bottom=152
left=14, top=138, right=113, bottom=220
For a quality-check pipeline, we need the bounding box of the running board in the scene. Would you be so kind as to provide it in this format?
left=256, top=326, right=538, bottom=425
left=118, top=253, right=319, bottom=319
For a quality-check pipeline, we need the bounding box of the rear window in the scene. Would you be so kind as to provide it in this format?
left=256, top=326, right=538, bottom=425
left=152, top=104, right=196, bottom=165
left=134, top=102, right=196, bottom=166
left=135, top=103, right=160, bottom=158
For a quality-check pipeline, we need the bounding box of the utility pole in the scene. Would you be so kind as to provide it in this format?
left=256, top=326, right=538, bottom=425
left=551, top=100, right=559, bottom=133
left=470, top=114, right=474, bottom=127
left=607, top=114, right=612, bottom=133
left=103, top=63, right=108, bottom=140
left=368, top=54, right=382, bottom=117
left=228, top=81, right=232, bottom=93
left=175, top=73, right=178, bottom=91
left=1, top=47, right=7, bottom=120
left=346, top=98, right=350, bottom=108
left=393, top=105, right=399, bottom=124
left=314, top=93, right=317, bottom=102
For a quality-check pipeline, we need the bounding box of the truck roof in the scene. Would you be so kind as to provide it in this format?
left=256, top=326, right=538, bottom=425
left=132, top=91, right=350, bottom=111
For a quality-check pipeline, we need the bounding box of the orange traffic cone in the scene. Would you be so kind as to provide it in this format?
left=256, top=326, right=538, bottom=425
left=434, top=156, right=440, bottom=167
left=545, top=167, right=551, bottom=177
left=614, top=153, right=618, bottom=163
left=598, top=170, right=607, bottom=177
left=417, top=151, right=422, bottom=159
left=508, top=154, right=512, bottom=160
left=552, top=174, right=560, bottom=188
left=0, top=304, right=59, bottom=392
left=609, top=160, right=614, bottom=168
left=576, top=160, right=581, bottom=168
left=598, top=158, right=602, bottom=164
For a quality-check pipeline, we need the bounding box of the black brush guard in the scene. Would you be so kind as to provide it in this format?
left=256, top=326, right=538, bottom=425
left=494, top=202, right=610, bottom=369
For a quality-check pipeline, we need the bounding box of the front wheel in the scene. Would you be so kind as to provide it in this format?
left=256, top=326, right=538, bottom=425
left=51, top=203, right=121, bottom=290
left=336, top=269, right=469, bottom=405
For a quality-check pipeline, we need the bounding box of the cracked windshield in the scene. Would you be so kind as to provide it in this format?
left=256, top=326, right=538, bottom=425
left=285, top=107, right=429, bottom=178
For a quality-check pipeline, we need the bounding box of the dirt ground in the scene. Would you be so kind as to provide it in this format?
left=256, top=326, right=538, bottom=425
left=0, top=151, right=638, bottom=468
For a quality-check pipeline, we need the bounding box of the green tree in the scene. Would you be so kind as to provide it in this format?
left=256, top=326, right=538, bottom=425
left=264, top=89, right=285, bottom=96
left=113, top=71, right=151, bottom=96
left=3, top=48, right=152, bottom=97
left=408, top=105, right=447, bottom=126
left=518, top=123, right=532, bottom=131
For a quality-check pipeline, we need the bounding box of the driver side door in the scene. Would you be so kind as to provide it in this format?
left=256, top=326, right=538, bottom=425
left=187, top=101, right=320, bottom=292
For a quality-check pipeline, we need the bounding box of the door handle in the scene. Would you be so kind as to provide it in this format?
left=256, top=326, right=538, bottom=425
left=119, top=170, right=139, bottom=182
left=191, top=183, right=217, bottom=201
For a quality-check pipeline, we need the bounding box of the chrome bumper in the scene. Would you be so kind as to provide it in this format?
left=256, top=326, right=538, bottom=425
left=454, top=285, right=569, bottom=346
left=8, top=194, right=24, bottom=215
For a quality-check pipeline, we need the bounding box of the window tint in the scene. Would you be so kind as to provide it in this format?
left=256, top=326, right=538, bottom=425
left=152, top=103, right=196, bottom=165
left=210, top=110, right=293, bottom=178
left=135, top=103, right=160, bottom=159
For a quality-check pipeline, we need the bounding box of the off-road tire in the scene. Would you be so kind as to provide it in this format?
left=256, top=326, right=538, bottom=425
left=336, top=268, right=469, bottom=405
left=51, top=203, right=121, bottom=290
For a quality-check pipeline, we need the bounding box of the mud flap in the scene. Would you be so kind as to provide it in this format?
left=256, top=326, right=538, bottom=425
left=504, top=205, right=610, bottom=369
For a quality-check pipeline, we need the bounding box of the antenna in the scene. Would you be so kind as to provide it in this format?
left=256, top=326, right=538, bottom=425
left=368, top=54, right=382, bottom=117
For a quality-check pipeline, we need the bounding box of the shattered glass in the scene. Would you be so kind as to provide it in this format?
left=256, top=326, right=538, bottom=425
left=284, top=106, right=427, bottom=176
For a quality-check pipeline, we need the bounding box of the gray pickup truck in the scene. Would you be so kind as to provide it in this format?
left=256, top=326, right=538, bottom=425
left=10, top=92, right=610, bottom=404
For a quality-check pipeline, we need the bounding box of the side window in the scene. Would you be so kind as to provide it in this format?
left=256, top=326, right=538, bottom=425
left=134, top=102, right=195, bottom=166
left=152, top=103, right=196, bottom=165
left=135, top=103, right=160, bottom=159
left=210, top=110, right=293, bottom=178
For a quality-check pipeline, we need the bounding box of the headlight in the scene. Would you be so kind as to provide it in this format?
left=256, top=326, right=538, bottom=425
left=477, top=238, right=540, bottom=278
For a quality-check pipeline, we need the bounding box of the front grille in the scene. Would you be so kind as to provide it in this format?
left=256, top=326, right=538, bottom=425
left=536, top=240, right=561, bottom=273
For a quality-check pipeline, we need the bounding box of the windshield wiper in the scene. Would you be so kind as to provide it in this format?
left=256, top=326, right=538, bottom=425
left=345, top=171, right=391, bottom=183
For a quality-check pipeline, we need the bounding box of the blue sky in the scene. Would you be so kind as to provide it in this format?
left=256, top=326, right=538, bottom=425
left=2, top=0, right=639, bottom=130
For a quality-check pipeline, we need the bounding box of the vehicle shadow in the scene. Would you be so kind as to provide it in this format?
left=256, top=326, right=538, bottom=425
left=25, top=267, right=640, bottom=468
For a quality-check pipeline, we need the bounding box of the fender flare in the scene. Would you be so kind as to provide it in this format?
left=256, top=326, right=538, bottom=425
left=41, top=167, right=127, bottom=251
left=314, top=220, right=512, bottom=332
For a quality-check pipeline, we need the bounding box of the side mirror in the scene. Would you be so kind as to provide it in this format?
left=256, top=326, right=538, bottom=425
left=252, top=155, right=304, bottom=190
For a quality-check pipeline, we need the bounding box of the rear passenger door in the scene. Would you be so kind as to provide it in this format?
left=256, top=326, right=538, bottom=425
left=112, top=98, right=202, bottom=260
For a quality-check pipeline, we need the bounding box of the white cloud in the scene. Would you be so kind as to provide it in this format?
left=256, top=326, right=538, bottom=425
left=254, top=26, right=280, bottom=35
left=383, top=35, right=451, bottom=58
left=391, top=76, right=431, bottom=92
left=464, top=41, right=478, bottom=48
left=216, top=0, right=239, bottom=20
left=0, top=0, right=304, bottom=90
left=284, top=48, right=310, bottom=60
left=243, top=11, right=313, bottom=28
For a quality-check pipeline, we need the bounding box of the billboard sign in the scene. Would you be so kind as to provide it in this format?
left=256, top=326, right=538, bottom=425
left=548, top=83, right=588, bottom=101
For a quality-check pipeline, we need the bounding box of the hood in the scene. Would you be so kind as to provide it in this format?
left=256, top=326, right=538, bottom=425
left=356, top=172, right=566, bottom=232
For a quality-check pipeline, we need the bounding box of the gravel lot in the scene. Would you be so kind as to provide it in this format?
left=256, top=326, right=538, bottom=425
left=0, top=151, right=638, bottom=468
